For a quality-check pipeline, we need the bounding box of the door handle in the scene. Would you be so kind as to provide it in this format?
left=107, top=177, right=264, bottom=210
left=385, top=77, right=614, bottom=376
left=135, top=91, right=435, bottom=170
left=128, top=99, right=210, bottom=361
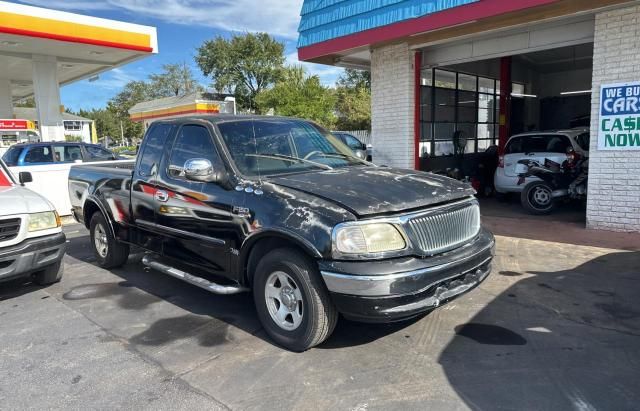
left=154, top=190, right=169, bottom=202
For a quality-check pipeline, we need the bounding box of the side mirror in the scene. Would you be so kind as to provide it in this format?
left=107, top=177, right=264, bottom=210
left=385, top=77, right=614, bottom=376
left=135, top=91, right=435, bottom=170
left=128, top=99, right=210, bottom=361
left=353, top=149, right=366, bottom=160
left=18, top=171, right=33, bottom=185
left=184, top=158, right=225, bottom=183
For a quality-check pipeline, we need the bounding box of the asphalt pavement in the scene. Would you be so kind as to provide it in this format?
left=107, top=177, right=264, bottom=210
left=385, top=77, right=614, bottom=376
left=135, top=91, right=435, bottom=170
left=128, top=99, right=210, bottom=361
left=1, top=224, right=639, bottom=410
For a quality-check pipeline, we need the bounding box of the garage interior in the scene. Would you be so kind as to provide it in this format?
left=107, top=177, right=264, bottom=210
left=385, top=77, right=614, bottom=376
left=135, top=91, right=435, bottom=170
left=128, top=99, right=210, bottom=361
left=419, top=42, right=593, bottom=170
left=416, top=16, right=595, bottom=225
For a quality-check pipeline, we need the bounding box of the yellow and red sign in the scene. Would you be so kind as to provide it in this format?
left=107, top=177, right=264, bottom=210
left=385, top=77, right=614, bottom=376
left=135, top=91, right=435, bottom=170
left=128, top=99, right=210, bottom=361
left=130, top=102, right=221, bottom=122
left=0, top=10, right=153, bottom=52
left=0, top=119, right=35, bottom=131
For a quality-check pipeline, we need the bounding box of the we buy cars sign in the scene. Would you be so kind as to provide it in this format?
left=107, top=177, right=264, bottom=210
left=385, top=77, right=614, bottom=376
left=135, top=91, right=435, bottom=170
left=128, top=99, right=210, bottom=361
left=599, top=82, right=640, bottom=150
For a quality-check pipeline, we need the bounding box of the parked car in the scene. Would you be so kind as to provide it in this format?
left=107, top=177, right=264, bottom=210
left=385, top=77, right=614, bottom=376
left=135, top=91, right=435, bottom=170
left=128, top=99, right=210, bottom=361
left=2, top=142, right=120, bottom=166
left=0, top=159, right=65, bottom=285
left=69, top=116, right=495, bottom=351
left=332, top=131, right=372, bottom=161
left=494, top=128, right=590, bottom=195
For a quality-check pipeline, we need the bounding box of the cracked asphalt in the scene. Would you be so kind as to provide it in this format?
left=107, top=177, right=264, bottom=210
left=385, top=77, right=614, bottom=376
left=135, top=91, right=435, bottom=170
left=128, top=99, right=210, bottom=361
left=1, top=223, right=639, bottom=410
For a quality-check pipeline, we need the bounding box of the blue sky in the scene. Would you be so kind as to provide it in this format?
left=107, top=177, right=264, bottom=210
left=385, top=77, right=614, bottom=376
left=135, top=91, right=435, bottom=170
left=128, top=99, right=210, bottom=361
left=16, top=0, right=344, bottom=112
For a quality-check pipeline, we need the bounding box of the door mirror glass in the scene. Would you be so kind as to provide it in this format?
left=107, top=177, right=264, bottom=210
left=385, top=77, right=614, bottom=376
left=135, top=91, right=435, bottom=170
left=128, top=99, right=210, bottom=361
left=184, top=158, right=215, bottom=182
left=353, top=149, right=366, bottom=160
left=18, top=171, right=33, bottom=185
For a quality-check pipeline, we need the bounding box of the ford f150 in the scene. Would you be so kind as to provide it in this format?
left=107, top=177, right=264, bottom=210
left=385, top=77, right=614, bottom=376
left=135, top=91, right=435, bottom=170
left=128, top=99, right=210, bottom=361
left=1, top=159, right=65, bottom=286
left=68, top=115, right=494, bottom=351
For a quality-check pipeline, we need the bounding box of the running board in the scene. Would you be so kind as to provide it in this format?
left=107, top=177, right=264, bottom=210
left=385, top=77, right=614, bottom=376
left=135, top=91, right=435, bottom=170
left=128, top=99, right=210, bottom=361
left=142, top=255, right=249, bottom=295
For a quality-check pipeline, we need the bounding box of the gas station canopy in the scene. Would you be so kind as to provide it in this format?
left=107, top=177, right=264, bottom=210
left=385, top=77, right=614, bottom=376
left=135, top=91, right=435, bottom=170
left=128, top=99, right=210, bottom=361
left=0, top=1, right=157, bottom=141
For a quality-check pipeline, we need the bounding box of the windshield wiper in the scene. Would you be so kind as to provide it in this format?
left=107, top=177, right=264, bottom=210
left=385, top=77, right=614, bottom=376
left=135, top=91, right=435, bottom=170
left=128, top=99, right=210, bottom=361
left=246, top=153, right=333, bottom=170
left=315, top=152, right=371, bottom=165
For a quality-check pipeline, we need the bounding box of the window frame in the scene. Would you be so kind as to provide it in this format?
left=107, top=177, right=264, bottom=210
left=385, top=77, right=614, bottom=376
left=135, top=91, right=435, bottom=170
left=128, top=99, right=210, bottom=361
left=420, top=68, right=516, bottom=157
left=165, top=123, right=223, bottom=182
left=136, top=123, right=175, bottom=178
left=23, top=145, right=54, bottom=164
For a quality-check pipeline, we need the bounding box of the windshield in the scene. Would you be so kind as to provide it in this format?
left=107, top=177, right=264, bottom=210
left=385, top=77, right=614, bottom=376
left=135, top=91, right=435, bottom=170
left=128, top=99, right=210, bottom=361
left=217, top=119, right=365, bottom=176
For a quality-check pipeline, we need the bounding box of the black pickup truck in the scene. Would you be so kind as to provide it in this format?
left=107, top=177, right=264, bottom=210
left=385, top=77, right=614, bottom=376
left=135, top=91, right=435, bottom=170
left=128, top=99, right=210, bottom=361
left=69, top=115, right=494, bottom=351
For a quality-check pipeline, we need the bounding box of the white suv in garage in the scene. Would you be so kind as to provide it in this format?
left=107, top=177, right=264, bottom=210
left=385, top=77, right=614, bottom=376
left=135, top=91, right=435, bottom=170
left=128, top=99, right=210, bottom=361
left=494, top=128, right=590, bottom=195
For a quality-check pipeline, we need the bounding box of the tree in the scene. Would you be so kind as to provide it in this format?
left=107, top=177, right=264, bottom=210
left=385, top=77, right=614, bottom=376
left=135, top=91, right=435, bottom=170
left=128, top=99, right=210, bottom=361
left=149, top=63, right=201, bottom=97
left=337, top=69, right=371, bottom=90
left=256, top=66, right=337, bottom=128
left=335, top=86, right=371, bottom=131
left=196, top=33, right=285, bottom=111
left=15, top=97, right=36, bottom=108
left=334, top=69, right=371, bottom=130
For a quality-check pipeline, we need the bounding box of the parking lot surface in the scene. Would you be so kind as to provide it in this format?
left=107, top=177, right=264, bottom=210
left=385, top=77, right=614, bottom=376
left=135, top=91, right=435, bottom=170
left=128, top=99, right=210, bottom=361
left=1, top=224, right=639, bottom=410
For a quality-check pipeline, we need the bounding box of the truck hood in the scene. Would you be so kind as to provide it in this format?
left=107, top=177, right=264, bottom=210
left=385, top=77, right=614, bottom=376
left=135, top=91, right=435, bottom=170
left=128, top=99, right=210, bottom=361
left=0, top=186, right=54, bottom=215
left=269, top=166, right=475, bottom=217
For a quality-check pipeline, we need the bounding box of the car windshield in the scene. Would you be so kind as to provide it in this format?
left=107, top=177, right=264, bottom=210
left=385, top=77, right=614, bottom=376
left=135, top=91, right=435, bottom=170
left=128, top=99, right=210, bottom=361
left=217, top=119, right=365, bottom=176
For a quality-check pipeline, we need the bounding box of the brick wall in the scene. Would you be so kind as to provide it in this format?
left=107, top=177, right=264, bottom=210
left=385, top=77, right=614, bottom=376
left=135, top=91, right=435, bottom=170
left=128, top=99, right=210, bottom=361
left=371, top=43, right=415, bottom=169
left=587, top=6, right=640, bottom=232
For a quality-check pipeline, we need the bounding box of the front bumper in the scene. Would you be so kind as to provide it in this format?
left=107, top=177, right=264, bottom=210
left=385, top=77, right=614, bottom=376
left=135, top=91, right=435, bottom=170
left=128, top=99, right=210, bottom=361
left=0, top=232, right=67, bottom=282
left=319, top=228, right=495, bottom=322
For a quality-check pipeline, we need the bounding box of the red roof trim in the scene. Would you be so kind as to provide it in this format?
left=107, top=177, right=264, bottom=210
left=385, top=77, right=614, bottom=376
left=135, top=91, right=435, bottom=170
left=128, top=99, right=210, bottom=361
left=0, top=27, right=154, bottom=53
left=298, top=0, right=558, bottom=61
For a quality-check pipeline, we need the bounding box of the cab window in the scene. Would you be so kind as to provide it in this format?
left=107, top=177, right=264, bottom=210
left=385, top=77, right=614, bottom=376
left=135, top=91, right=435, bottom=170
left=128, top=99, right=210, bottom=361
left=24, top=146, right=53, bottom=164
left=2, top=146, right=21, bottom=166
left=86, top=145, right=114, bottom=161
left=167, top=125, right=221, bottom=180
left=343, top=134, right=363, bottom=150
left=53, top=144, right=82, bottom=162
left=138, top=124, right=173, bottom=177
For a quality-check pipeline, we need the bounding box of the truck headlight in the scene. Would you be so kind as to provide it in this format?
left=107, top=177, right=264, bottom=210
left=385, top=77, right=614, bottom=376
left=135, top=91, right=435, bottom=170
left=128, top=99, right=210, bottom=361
left=333, top=223, right=406, bottom=256
left=28, top=211, right=61, bottom=232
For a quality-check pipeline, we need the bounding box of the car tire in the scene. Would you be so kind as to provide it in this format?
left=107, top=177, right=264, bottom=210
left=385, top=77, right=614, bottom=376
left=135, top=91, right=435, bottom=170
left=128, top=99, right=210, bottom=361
left=521, top=181, right=555, bottom=215
left=34, top=261, right=64, bottom=285
left=253, top=248, right=338, bottom=352
left=89, top=212, right=129, bottom=268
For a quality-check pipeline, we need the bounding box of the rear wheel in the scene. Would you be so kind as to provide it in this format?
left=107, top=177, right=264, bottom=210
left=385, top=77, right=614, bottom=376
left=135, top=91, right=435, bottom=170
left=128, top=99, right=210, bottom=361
left=89, top=212, right=129, bottom=268
left=521, top=181, right=555, bottom=215
left=253, top=248, right=338, bottom=352
left=34, top=261, right=64, bottom=285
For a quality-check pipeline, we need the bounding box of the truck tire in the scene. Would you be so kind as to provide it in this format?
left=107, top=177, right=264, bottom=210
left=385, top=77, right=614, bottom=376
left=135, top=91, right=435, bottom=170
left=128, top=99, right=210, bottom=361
left=90, top=212, right=129, bottom=268
left=521, top=181, right=555, bottom=215
left=253, top=248, right=338, bottom=352
left=34, top=261, right=64, bottom=285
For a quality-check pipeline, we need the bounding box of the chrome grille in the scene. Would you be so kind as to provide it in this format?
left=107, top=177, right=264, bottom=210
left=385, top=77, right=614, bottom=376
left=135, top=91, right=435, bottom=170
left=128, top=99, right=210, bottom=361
left=405, top=201, right=480, bottom=255
left=0, top=218, right=21, bottom=242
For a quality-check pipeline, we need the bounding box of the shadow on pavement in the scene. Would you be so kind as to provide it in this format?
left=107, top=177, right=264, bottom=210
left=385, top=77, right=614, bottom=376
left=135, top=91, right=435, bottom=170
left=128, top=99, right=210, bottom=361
left=61, top=232, right=410, bottom=350
left=438, top=251, right=640, bottom=410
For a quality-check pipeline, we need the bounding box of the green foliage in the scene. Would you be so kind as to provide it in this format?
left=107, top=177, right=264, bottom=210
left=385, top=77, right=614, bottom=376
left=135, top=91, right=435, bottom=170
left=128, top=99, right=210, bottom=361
left=149, top=63, right=202, bottom=97
left=196, top=33, right=285, bottom=111
left=15, top=97, right=36, bottom=108
left=255, top=66, right=337, bottom=128
left=64, top=135, right=83, bottom=142
left=92, top=63, right=202, bottom=142
left=335, top=69, right=371, bottom=130
left=337, top=69, right=371, bottom=90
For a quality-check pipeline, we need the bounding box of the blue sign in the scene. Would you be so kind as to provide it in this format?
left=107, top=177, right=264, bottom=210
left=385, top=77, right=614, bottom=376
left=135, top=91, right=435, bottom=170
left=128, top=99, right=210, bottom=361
left=601, top=83, right=640, bottom=116
left=598, top=81, right=640, bottom=150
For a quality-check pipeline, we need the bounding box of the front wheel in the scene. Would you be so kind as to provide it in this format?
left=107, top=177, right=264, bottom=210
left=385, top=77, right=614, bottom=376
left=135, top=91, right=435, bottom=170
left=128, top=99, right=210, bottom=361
left=253, top=248, right=338, bottom=352
left=521, top=181, right=555, bottom=215
left=89, top=212, right=129, bottom=268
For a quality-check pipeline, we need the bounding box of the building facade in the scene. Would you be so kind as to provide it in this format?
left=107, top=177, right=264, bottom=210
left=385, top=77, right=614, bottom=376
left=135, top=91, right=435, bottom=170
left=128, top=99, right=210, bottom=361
left=298, top=0, right=640, bottom=232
